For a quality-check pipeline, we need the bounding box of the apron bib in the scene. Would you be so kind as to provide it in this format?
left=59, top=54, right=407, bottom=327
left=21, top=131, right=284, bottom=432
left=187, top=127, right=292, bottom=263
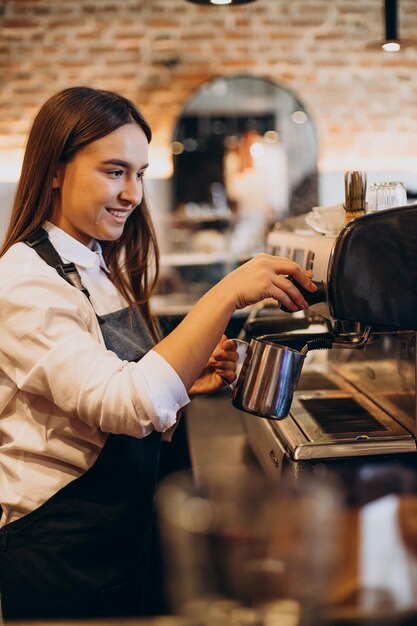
left=0, top=307, right=162, bottom=621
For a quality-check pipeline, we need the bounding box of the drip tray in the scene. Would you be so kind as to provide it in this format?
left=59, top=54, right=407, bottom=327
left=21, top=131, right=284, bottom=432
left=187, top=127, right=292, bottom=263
left=299, top=397, right=387, bottom=434
left=271, top=391, right=416, bottom=460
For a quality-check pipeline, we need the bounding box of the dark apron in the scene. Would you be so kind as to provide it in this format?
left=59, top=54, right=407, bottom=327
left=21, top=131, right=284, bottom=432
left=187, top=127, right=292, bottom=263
left=0, top=307, right=162, bottom=622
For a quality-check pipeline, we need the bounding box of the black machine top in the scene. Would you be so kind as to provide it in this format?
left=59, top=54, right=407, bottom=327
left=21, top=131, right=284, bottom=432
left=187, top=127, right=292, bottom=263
left=328, top=203, right=417, bottom=330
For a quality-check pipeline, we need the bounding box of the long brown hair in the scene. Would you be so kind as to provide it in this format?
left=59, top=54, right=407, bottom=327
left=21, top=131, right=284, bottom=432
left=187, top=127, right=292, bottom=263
left=1, top=86, right=160, bottom=340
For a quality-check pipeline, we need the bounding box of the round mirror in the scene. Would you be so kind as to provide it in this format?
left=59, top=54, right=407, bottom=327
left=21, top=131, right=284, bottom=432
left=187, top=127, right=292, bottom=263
left=171, top=74, right=318, bottom=258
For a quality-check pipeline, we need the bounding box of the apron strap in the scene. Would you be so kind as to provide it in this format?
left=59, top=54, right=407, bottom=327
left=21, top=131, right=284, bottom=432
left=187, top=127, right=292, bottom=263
left=24, top=227, right=105, bottom=325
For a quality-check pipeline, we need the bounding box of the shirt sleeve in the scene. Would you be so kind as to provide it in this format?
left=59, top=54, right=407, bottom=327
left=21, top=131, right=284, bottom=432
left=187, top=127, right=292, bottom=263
left=0, top=274, right=189, bottom=437
left=360, top=494, right=417, bottom=608
left=131, top=350, right=190, bottom=433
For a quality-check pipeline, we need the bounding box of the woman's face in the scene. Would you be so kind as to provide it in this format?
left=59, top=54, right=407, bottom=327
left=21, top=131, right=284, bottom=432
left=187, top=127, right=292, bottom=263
left=51, top=123, right=149, bottom=248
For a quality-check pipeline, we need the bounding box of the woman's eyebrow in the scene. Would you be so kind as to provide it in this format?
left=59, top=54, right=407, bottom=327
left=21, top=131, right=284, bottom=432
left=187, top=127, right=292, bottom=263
left=102, top=159, right=149, bottom=170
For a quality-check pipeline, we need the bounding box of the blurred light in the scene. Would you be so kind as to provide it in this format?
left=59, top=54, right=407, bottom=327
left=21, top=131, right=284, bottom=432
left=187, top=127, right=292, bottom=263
left=249, top=142, right=264, bottom=159
left=211, top=0, right=232, bottom=4
left=264, top=130, right=279, bottom=143
left=382, top=41, right=401, bottom=51
left=291, top=110, right=307, bottom=125
left=212, top=120, right=226, bottom=134
left=172, top=141, right=185, bottom=155
left=179, top=497, right=214, bottom=533
left=184, top=138, right=198, bottom=151
left=147, top=145, right=173, bottom=179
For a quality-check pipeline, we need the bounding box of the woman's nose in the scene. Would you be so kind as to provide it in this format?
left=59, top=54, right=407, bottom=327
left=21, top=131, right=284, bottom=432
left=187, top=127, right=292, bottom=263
left=119, top=179, right=143, bottom=206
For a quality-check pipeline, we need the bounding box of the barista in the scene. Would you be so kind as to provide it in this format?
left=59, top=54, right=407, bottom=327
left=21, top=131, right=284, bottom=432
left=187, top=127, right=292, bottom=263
left=0, top=86, right=317, bottom=622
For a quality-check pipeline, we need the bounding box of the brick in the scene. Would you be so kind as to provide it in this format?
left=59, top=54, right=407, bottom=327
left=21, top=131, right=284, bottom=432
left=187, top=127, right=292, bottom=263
left=48, top=19, right=89, bottom=28
left=0, top=0, right=417, bottom=175
left=2, top=18, right=39, bottom=28
left=144, top=19, right=180, bottom=28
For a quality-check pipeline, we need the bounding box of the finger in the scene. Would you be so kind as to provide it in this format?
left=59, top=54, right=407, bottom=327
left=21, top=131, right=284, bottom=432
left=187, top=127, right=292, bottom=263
left=287, top=264, right=317, bottom=292
left=274, top=275, right=309, bottom=310
left=218, top=368, right=237, bottom=384
left=211, top=336, right=233, bottom=360
left=285, top=269, right=317, bottom=292
left=216, top=334, right=228, bottom=349
left=212, top=348, right=239, bottom=364
left=273, top=290, right=301, bottom=312
left=209, top=349, right=239, bottom=366
left=222, top=339, right=238, bottom=352
left=214, top=360, right=237, bottom=373
left=281, top=275, right=309, bottom=308
left=209, top=360, right=238, bottom=373
left=267, top=255, right=317, bottom=292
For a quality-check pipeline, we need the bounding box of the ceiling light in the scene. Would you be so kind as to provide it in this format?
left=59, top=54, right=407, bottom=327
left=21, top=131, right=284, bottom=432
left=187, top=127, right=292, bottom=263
left=185, top=0, right=257, bottom=5
left=382, top=40, right=401, bottom=52
left=382, top=0, right=400, bottom=52
left=366, top=0, right=415, bottom=51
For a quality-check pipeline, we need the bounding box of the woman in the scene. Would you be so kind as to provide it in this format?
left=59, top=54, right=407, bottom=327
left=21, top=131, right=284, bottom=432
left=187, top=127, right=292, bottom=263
left=0, top=86, right=316, bottom=622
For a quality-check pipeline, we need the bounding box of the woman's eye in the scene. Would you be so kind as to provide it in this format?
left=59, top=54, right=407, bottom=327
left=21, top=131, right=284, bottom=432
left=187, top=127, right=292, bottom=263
left=136, top=171, right=145, bottom=180
left=108, top=170, right=123, bottom=178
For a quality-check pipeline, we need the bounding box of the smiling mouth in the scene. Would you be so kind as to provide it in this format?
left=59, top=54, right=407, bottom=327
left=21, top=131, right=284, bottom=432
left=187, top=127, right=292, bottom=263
left=106, top=208, right=130, bottom=218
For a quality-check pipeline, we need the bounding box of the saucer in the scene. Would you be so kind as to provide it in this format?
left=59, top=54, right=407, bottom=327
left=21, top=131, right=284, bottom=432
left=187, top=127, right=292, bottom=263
left=305, top=204, right=345, bottom=236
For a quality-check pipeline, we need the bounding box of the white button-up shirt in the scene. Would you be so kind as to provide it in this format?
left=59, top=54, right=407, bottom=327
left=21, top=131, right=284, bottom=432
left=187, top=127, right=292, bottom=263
left=0, top=222, right=189, bottom=526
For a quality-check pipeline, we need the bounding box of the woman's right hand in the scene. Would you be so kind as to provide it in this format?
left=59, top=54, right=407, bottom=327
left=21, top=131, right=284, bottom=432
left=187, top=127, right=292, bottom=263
left=216, top=253, right=317, bottom=313
left=153, top=253, right=318, bottom=392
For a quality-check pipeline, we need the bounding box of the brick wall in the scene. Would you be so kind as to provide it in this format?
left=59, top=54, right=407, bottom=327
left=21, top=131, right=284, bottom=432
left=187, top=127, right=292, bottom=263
left=1, top=0, right=417, bottom=184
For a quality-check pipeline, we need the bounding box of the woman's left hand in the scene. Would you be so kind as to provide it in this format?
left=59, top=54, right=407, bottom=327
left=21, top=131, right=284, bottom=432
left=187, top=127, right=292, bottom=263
left=188, top=335, right=238, bottom=397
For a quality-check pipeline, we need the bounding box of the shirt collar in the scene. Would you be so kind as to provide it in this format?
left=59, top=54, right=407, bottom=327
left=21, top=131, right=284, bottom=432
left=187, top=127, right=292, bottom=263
left=43, top=221, right=110, bottom=273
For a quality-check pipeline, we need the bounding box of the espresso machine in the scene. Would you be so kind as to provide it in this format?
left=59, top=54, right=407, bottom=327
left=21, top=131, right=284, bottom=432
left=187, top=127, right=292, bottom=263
left=241, top=204, right=417, bottom=484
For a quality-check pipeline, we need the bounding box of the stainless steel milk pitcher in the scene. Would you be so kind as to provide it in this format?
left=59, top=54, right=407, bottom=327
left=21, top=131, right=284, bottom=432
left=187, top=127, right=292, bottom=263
left=231, top=333, right=333, bottom=420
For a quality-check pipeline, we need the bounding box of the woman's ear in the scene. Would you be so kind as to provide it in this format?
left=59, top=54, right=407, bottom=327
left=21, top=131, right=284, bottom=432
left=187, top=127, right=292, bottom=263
left=52, top=164, right=64, bottom=189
